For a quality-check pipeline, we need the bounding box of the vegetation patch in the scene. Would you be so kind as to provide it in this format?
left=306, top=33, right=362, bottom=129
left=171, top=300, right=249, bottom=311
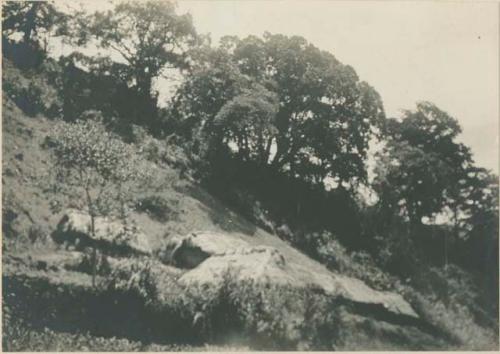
left=136, top=195, right=180, bottom=222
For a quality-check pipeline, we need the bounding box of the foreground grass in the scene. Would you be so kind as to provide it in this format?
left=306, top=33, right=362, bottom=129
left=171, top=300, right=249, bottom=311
left=3, top=317, right=249, bottom=352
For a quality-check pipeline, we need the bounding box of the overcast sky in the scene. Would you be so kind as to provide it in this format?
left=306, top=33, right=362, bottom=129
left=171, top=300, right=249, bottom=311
left=59, top=0, right=499, bottom=173
left=174, top=1, right=499, bottom=173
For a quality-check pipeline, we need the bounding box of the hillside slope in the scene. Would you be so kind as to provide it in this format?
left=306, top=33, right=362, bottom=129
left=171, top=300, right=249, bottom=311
left=2, top=62, right=497, bottom=351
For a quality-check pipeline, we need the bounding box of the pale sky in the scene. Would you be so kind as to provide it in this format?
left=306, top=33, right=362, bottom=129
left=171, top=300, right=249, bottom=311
left=57, top=1, right=499, bottom=173
left=176, top=1, right=499, bottom=173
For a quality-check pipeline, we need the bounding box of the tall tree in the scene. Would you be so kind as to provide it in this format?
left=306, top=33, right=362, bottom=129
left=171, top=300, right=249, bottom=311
left=172, top=33, right=385, bottom=188
left=72, top=0, right=198, bottom=130
left=169, top=44, right=252, bottom=165
left=234, top=33, right=385, bottom=187
left=458, top=168, right=499, bottom=268
left=374, top=102, right=473, bottom=232
left=2, top=1, right=66, bottom=48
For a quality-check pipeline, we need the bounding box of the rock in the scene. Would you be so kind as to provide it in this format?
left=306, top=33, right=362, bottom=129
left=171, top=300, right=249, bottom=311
left=171, top=230, right=418, bottom=319
left=162, top=231, right=249, bottom=268
left=55, top=209, right=151, bottom=255
left=326, top=274, right=418, bottom=318
left=179, top=246, right=296, bottom=286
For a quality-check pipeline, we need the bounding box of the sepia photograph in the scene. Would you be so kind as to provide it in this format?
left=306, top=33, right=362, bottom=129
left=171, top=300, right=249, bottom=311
left=1, top=0, right=499, bottom=351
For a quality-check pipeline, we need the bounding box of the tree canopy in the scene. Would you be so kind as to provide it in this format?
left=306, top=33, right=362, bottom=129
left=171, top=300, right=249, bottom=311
left=374, top=102, right=474, bottom=229
left=2, top=1, right=66, bottom=47
left=70, top=0, right=198, bottom=130
left=172, top=33, right=385, bottom=188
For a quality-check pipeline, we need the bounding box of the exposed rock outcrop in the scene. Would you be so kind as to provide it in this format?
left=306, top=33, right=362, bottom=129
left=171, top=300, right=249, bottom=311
left=169, top=231, right=419, bottom=319
left=54, top=209, right=151, bottom=255
left=179, top=246, right=295, bottom=286
left=162, top=231, right=249, bottom=268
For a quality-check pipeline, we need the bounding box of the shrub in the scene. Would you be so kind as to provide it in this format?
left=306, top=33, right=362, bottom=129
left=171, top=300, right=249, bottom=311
left=302, top=231, right=398, bottom=291
left=140, top=138, right=167, bottom=164
left=2, top=60, right=62, bottom=118
left=2, top=315, right=147, bottom=352
left=135, top=133, right=191, bottom=177
left=27, top=224, right=51, bottom=245
left=403, top=287, right=498, bottom=350
left=136, top=195, right=179, bottom=222
left=74, top=249, right=112, bottom=277
left=3, top=81, right=44, bottom=116
left=229, top=280, right=343, bottom=350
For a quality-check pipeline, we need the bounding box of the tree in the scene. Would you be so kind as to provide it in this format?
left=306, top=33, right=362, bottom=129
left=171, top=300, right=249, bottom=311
left=374, top=102, right=473, bottom=234
left=169, top=44, right=252, bottom=171
left=56, top=52, right=143, bottom=133
left=214, top=84, right=279, bottom=164
left=172, top=33, right=385, bottom=188
left=236, top=34, right=385, bottom=186
left=51, top=113, right=150, bottom=286
left=458, top=168, right=498, bottom=268
left=374, top=141, right=453, bottom=232
left=71, top=0, right=198, bottom=131
left=2, top=1, right=67, bottom=49
left=2, top=1, right=67, bottom=68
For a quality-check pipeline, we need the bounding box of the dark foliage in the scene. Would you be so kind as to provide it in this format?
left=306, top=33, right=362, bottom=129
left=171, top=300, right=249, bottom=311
left=136, top=195, right=179, bottom=222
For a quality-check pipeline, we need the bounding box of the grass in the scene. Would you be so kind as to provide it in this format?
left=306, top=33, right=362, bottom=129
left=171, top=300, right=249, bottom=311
left=3, top=317, right=250, bottom=352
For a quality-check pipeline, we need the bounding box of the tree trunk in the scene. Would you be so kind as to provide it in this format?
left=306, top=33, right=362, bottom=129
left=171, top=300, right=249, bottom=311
left=444, top=232, right=448, bottom=272
left=85, top=184, right=98, bottom=288
left=23, top=3, right=41, bottom=44
left=91, top=244, right=97, bottom=288
left=264, top=137, right=273, bottom=165
left=135, top=71, right=158, bottom=128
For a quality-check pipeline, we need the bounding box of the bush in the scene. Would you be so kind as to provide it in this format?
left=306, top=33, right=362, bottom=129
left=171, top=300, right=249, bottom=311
left=73, top=249, right=112, bottom=277
left=2, top=314, right=146, bottom=352
left=296, top=230, right=398, bottom=291
left=403, top=287, right=498, bottom=350
left=3, top=81, right=44, bottom=116
left=140, top=138, right=168, bottom=164
left=2, top=58, right=62, bottom=117
left=27, top=224, right=51, bottom=245
left=136, top=195, right=179, bottom=222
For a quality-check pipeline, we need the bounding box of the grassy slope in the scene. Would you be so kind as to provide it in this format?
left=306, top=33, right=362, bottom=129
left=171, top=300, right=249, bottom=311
left=2, top=61, right=498, bottom=351
left=1, top=66, right=257, bottom=350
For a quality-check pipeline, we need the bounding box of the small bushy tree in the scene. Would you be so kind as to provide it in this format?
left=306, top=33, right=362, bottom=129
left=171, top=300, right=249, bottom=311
left=214, top=84, right=279, bottom=164
left=51, top=113, right=150, bottom=286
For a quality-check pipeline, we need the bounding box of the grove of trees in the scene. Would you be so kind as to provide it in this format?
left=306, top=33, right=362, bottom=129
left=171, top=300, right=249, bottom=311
left=172, top=34, right=385, bottom=188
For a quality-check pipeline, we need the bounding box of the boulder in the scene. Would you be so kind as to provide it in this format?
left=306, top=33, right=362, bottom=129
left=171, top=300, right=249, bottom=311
left=325, top=274, right=418, bottom=318
left=171, top=231, right=418, bottom=319
left=55, top=209, right=151, bottom=255
left=162, top=231, right=249, bottom=268
left=179, top=246, right=296, bottom=286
